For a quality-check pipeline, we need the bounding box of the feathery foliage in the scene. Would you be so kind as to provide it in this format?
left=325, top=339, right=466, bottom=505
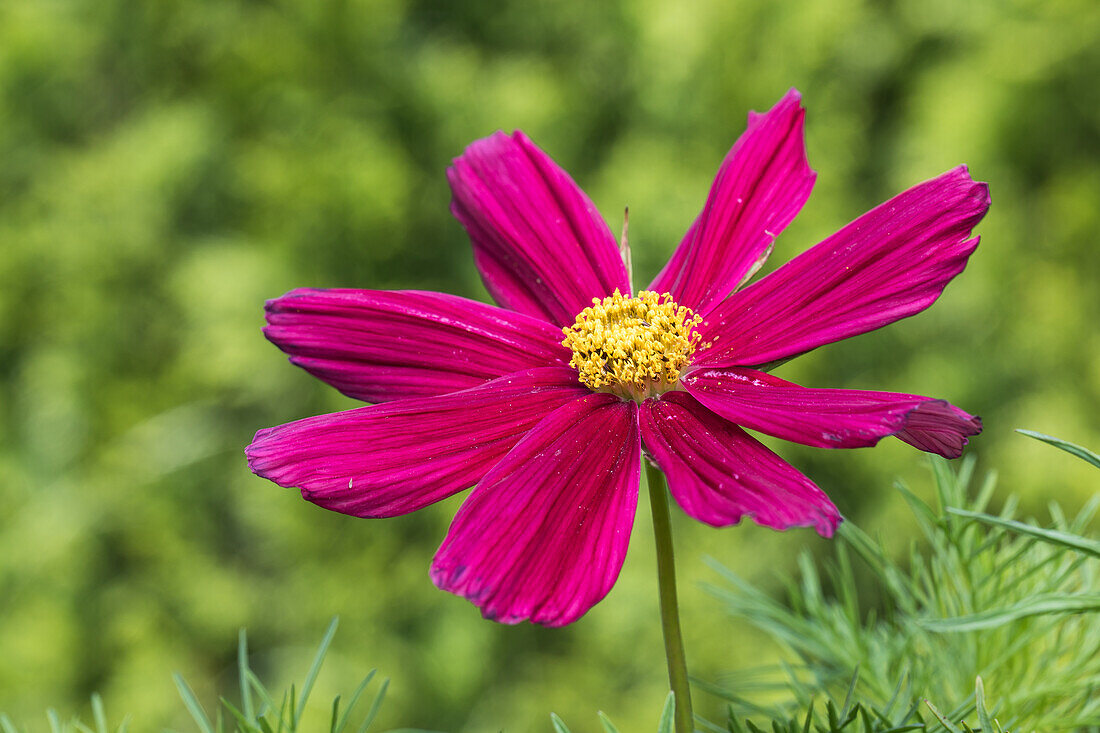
left=172, top=618, right=441, bottom=733
left=703, top=431, right=1100, bottom=731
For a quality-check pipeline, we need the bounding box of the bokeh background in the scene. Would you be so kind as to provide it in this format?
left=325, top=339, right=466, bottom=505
left=2, top=0, right=1098, bottom=730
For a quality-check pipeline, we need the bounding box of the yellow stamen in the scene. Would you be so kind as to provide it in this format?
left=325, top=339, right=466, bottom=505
left=561, top=289, right=703, bottom=402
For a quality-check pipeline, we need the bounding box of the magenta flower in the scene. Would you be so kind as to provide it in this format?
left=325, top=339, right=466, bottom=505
left=247, top=89, right=989, bottom=626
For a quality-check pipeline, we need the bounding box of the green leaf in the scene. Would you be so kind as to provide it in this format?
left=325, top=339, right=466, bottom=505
left=947, top=507, right=1100, bottom=558
left=839, top=669, right=858, bottom=723
left=356, top=678, right=389, bottom=733
left=973, top=678, right=993, bottom=733
left=334, top=671, right=376, bottom=733
left=597, top=711, right=622, bottom=733
left=0, top=714, right=19, bottom=733
left=246, top=670, right=289, bottom=732
left=239, top=630, right=255, bottom=723
left=549, top=713, right=572, bottom=733
left=173, top=674, right=215, bottom=733
left=91, top=694, right=108, bottom=733
left=219, top=698, right=260, bottom=733
left=296, top=617, right=339, bottom=728
left=922, top=700, right=964, bottom=733
left=1017, top=429, right=1100, bottom=468
left=921, top=593, right=1100, bottom=631
left=657, top=692, right=675, bottom=733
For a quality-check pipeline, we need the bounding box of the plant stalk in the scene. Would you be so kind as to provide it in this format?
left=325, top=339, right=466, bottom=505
left=646, top=461, right=694, bottom=733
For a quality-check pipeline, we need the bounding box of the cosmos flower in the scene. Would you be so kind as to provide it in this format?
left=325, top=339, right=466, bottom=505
left=247, top=89, right=990, bottom=626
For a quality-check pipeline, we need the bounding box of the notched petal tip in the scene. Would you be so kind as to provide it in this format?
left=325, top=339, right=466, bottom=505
left=896, top=400, right=982, bottom=459
left=639, top=392, right=842, bottom=538
left=431, top=396, right=641, bottom=626
left=649, top=88, right=816, bottom=313
left=697, top=162, right=992, bottom=367
left=447, top=128, right=628, bottom=325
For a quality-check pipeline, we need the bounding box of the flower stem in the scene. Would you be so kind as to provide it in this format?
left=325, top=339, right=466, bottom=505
left=646, top=461, right=694, bottom=733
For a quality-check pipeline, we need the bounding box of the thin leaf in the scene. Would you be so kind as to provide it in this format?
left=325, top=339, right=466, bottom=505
left=974, top=678, right=993, bottom=733
left=356, top=678, right=389, bottom=733
left=1017, top=429, right=1100, bottom=468
left=246, top=670, right=289, bottom=732
left=173, top=674, right=215, bottom=733
left=0, top=714, right=19, bottom=733
left=657, top=692, right=676, bottom=733
left=239, top=630, right=255, bottom=723
left=549, top=713, right=572, bottom=733
left=597, top=711, right=622, bottom=733
left=296, top=617, right=339, bottom=728
left=91, top=694, right=108, bottom=733
left=922, top=593, right=1100, bottom=632
left=923, top=700, right=964, bottom=733
left=839, top=669, right=859, bottom=722
left=948, top=507, right=1100, bottom=559
left=281, top=687, right=293, bottom=733
left=46, top=710, right=62, bottom=733
left=220, top=697, right=259, bottom=733
left=334, top=671, right=376, bottom=733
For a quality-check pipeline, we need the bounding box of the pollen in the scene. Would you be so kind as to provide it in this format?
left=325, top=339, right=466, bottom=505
left=561, top=289, right=703, bottom=401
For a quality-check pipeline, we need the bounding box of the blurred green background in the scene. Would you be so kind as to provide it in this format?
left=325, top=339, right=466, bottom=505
left=1, top=0, right=1098, bottom=730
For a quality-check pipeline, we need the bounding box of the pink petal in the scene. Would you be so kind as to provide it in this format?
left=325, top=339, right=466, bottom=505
left=682, top=367, right=982, bottom=458
left=431, top=393, right=640, bottom=626
left=895, top=400, right=983, bottom=458
left=449, top=131, right=629, bottom=326
left=695, top=167, right=991, bottom=367
left=246, top=368, right=589, bottom=518
left=649, top=89, right=816, bottom=314
left=264, top=288, right=570, bottom=403
left=638, top=391, right=840, bottom=536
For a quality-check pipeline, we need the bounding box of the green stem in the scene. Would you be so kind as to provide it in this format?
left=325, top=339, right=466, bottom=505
left=646, top=461, right=694, bottom=733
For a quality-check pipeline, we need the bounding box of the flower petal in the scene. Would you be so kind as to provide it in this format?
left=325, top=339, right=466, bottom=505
left=449, top=131, right=629, bottom=326
left=431, top=393, right=640, bottom=626
left=246, top=368, right=589, bottom=518
left=682, top=367, right=982, bottom=458
left=264, top=288, right=570, bottom=403
left=695, top=166, right=991, bottom=367
left=649, top=89, right=816, bottom=314
left=894, top=400, right=983, bottom=458
left=638, top=391, right=840, bottom=536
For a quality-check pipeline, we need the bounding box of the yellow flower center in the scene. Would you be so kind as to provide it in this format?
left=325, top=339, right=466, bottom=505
left=561, top=289, right=703, bottom=402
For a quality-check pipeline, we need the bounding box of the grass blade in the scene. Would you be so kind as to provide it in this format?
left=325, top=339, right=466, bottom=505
left=334, top=670, right=376, bottom=733
left=1017, top=429, right=1100, bottom=468
left=923, top=699, right=964, bottom=733
left=974, top=678, right=993, bottom=733
left=947, top=507, right=1100, bottom=558
left=295, top=617, right=339, bottom=728
left=91, top=694, right=107, bottom=733
left=549, top=713, right=572, bottom=733
left=356, top=678, right=388, bottom=733
left=246, top=670, right=290, bottom=732
left=173, top=674, right=215, bottom=733
left=239, top=630, right=255, bottom=723
left=921, top=593, right=1100, bottom=632
left=657, top=692, right=676, bottom=733
left=597, top=711, right=622, bottom=733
